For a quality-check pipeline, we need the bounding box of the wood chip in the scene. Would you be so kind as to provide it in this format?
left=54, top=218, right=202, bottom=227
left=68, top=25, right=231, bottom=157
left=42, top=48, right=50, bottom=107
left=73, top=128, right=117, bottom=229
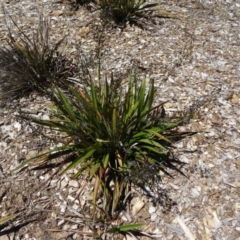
left=231, top=93, right=239, bottom=104
left=175, top=216, right=196, bottom=240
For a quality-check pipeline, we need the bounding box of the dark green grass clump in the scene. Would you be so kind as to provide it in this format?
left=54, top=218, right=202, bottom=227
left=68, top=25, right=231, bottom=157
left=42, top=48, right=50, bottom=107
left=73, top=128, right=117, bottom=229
left=99, top=0, right=158, bottom=25
left=18, top=71, right=194, bottom=220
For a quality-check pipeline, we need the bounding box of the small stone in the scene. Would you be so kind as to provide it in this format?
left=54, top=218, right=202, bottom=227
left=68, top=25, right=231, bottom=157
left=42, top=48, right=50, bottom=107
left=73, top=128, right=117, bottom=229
left=149, top=206, right=156, bottom=214
left=190, top=186, right=201, bottom=198
left=0, top=235, right=9, bottom=240
left=42, top=115, right=50, bottom=120
left=52, top=10, right=63, bottom=17
left=13, top=122, right=21, bottom=132
left=141, top=208, right=150, bottom=220
left=150, top=212, right=158, bottom=222
left=235, top=159, right=240, bottom=166
left=21, top=108, right=38, bottom=114
left=71, top=224, right=78, bottom=230
left=60, top=204, right=66, bottom=213
left=132, top=199, right=145, bottom=216
left=125, top=234, right=138, bottom=240
left=69, top=187, right=78, bottom=194
left=50, top=179, right=58, bottom=186
left=76, top=27, right=90, bottom=40
left=210, top=114, right=222, bottom=125
left=235, top=203, right=240, bottom=211
left=217, top=65, right=226, bottom=72
left=68, top=180, right=79, bottom=188
left=29, top=114, right=39, bottom=119
left=60, top=179, right=68, bottom=189
left=203, top=217, right=214, bottom=228
left=232, top=23, right=239, bottom=27
left=211, top=25, right=221, bottom=32
left=121, top=214, right=128, bottom=221
left=57, top=219, right=65, bottom=226
left=231, top=94, right=239, bottom=104
left=67, top=195, right=75, bottom=202
left=26, top=150, right=38, bottom=159
left=120, top=211, right=132, bottom=222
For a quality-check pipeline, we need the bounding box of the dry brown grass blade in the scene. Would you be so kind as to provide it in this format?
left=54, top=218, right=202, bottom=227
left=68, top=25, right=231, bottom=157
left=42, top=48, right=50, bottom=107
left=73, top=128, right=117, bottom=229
left=46, top=228, right=94, bottom=236
left=0, top=214, right=18, bottom=226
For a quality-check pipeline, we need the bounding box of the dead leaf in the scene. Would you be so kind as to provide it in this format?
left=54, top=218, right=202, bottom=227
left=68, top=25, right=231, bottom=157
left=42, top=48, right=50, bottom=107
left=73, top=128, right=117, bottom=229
left=132, top=200, right=145, bottom=216
left=231, top=94, right=238, bottom=104
left=210, top=113, right=222, bottom=125
left=52, top=10, right=63, bottom=17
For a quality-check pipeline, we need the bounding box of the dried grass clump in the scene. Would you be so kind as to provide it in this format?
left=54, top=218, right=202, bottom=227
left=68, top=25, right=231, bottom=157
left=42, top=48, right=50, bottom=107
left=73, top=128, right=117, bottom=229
left=0, top=14, right=76, bottom=101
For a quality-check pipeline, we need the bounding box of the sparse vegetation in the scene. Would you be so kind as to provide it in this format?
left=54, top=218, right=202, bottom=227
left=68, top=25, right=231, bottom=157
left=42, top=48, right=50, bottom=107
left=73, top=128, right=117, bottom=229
left=0, top=14, right=75, bottom=101
left=99, top=0, right=158, bottom=25
left=107, top=223, right=144, bottom=236
left=0, top=1, right=197, bottom=238
left=17, top=70, right=194, bottom=220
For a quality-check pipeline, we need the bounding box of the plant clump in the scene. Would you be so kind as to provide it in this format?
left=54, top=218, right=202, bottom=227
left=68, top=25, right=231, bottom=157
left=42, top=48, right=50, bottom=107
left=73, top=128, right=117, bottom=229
left=18, top=71, right=194, bottom=220
left=0, top=14, right=76, bottom=101
left=99, top=0, right=159, bottom=25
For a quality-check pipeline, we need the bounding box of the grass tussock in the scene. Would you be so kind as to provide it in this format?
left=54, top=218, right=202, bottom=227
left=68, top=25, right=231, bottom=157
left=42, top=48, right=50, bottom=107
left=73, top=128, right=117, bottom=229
left=73, top=0, right=179, bottom=28
left=0, top=14, right=75, bottom=101
left=18, top=71, right=195, bottom=220
left=99, top=0, right=158, bottom=25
